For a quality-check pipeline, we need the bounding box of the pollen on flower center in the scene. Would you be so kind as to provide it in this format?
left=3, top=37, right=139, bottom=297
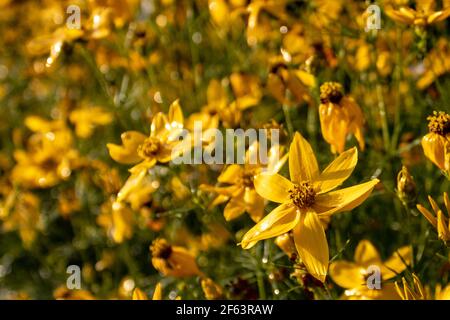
left=150, top=238, right=172, bottom=260
left=320, top=82, right=344, bottom=104
left=241, top=169, right=257, bottom=187
left=288, top=182, right=316, bottom=209
left=427, top=111, right=450, bottom=136
left=138, top=137, right=161, bottom=159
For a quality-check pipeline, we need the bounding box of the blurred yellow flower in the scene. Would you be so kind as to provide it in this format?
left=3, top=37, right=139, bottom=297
left=240, top=132, right=379, bottom=282
left=417, top=192, right=450, bottom=243
left=329, top=240, right=412, bottom=300
left=69, top=106, right=113, bottom=138
left=132, top=283, right=162, bottom=300
left=201, top=278, right=223, bottom=300
left=12, top=117, right=80, bottom=188
left=318, top=82, right=365, bottom=154
left=97, top=199, right=134, bottom=243
left=54, top=286, right=95, bottom=300
left=200, top=141, right=287, bottom=222
left=386, top=0, right=450, bottom=26
left=421, top=111, right=450, bottom=176
left=150, top=238, right=203, bottom=278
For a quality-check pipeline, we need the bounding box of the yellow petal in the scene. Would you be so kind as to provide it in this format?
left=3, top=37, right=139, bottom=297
left=244, top=188, right=265, bottom=222
left=289, top=132, right=319, bottom=183
left=240, top=203, right=299, bottom=249
left=152, top=283, right=162, bottom=300
left=254, top=173, right=292, bottom=203
left=107, top=131, right=146, bottom=164
left=293, top=210, right=329, bottom=283
left=132, top=288, right=148, bottom=300
left=354, top=240, right=381, bottom=266
left=218, top=165, right=243, bottom=184
left=329, top=261, right=365, bottom=289
left=422, top=133, right=446, bottom=171
left=150, top=113, right=170, bottom=139
left=416, top=204, right=437, bottom=228
left=117, top=169, right=147, bottom=203
left=168, top=99, right=184, bottom=127
left=315, top=179, right=379, bottom=216
left=315, top=147, right=358, bottom=194
left=437, top=210, right=450, bottom=241
left=382, top=246, right=412, bottom=280
left=224, top=193, right=246, bottom=221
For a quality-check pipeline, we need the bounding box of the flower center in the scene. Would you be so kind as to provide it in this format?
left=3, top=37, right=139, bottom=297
left=320, top=82, right=343, bottom=104
left=288, top=182, right=316, bottom=209
left=427, top=111, right=450, bottom=136
left=138, top=137, right=161, bottom=159
left=242, top=169, right=256, bottom=187
left=150, top=238, right=172, bottom=260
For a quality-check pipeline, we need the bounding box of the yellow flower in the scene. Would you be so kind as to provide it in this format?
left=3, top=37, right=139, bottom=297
left=69, top=106, right=113, bottom=138
left=395, top=274, right=427, bottom=300
left=97, top=199, right=134, bottom=244
left=108, top=100, right=190, bottom=204
left=386, top=0, right=450, bottom=26
left=54, top=286, right=95, bottom=300
left=12, top=117, right=79, bottom=188
left=318, top=82, right=365, bottom=154
left=201, top=278, right=223, bottom=300
left=435, top=284, right=450, bottom=300
left=132, top=283, right=162, bottom=300
left=329, top=240, right=412, bottom=300
left=416, top=192, right=450, bottom=243
left=150, top=238, right=203, bottom=278
left=1, top=192, right=42, bottom=248
left=421, top=111, right=450, bottom=176
left=240, top=132, right=379, bottom=282
left=107, top=100, right=189, bottom=173
left=396, top=165, right=417, bottom=206
left=200, top=142, right=287, bottom=222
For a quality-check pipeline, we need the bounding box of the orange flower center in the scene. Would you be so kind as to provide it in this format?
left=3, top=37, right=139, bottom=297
left=150, top=238, right=172, bottom=259
left=138, top=137, right=161, bottom=159
left=289, top=182, right=316, bottom=209
left=320, top=82, right=343, bottom=104
left=427, top=111, right=450, bottom=136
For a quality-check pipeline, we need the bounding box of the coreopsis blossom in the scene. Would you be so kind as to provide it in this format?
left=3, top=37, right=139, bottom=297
left=396, top=166, right=417, bottom=206
left=421, top=111, right=449, bottom=176
left=329, top=240, right=412, bottom=300
left=266, top=61, right=314, bottom=106
left=69, top=106, right=113, bottom=138
left=132, top=283, right=162, bottom=300
left=108, top=100, right=190, bottom=202
left=150, top=238, right=203, bottom=278
left=417, top=192, right=450, bottom=243
left=11, top=117, right=80, bottom=188
left=54, top=286, right=95, bottom=300
left=107, top=100, right=188, bottom=173
left=435, top=284, right=450, bottom=300
left=201, top=278, right=223, bottom=300
left=395, top=274, right=427, bottom=300
left=240, top=132, right=379, bottom=282
left=97, top=199, right=134, bottom=244
left=1, top=192, right=42, bottom=248
left=386, top=0, right=450, bottom=27
left=200, top=142, right=287, bottom=222
left=318, top=82, right=365, bottom=154
left=417, top=39, right=450, bottom=89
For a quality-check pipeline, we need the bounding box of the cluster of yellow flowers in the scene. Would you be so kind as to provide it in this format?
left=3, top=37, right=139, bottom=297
left=0, top=0, right=449, bottom=300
